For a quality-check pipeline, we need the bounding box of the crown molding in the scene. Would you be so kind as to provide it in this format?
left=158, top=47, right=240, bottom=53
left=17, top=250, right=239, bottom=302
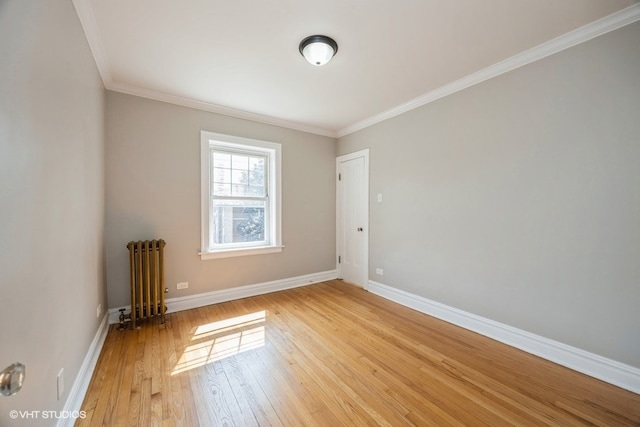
left=72, top=0, right=336, bottom=138
left=106, top=81, right=338, bottom=138
left=73, top=0, right=639, bottom=140
left=336, top=3, right=640, bottom=138
left=72, top=0, right=113, bottom=85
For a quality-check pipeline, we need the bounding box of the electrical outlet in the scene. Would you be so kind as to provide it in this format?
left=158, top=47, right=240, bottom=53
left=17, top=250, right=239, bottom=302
left=57, top=369, right=64, bottom=400
left=177, top=282, right=189, bottom=290
left=376, top=268, right=384, bottom=275
left=96, top=304, right=102, bottom=319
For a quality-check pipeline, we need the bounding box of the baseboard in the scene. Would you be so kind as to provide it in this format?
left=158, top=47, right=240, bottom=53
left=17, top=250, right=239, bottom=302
left=368, top=280, right=640, bottom=395
left=108, top=269, right=338, bottom=324
left=56, top=313, right=109, bottom=427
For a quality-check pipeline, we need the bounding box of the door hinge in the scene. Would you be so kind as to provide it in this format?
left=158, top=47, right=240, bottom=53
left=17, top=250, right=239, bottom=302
left=338, top=173, right=341, bottom=181
left=338, top=255, right=341, bottom=264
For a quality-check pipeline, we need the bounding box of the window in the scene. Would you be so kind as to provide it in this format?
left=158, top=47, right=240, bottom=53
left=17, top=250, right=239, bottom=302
left=200, top=131, right=282, bottom=259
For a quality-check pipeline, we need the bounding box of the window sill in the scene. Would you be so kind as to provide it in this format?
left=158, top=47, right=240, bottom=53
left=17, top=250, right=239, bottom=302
left=199, top=245, right=284, bottom=260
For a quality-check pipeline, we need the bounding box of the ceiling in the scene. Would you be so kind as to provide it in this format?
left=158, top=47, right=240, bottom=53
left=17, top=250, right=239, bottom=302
left=74, top=0, right=638, bottom=137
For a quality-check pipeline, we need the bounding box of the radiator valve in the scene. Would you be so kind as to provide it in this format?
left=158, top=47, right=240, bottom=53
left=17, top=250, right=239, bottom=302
left=118, top=309, right=127, bottom=330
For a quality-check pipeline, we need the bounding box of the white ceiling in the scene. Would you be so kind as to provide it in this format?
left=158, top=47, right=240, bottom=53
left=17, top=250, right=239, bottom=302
left=74, top=0, right=639, bottom=137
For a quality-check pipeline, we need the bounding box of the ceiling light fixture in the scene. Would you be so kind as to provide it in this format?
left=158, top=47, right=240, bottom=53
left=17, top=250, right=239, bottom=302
left=299, top=35, right=338, bottom=66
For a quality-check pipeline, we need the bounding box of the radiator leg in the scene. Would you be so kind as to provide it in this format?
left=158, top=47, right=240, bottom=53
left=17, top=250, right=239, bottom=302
left=118, top=309, right=126, bottom=330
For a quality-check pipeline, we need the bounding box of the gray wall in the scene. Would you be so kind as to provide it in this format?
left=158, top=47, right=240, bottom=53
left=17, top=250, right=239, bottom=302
left=105, top=92, right=336, bottom=308
left=338, top=22, right=640, bottom=368
left=0, top=1, right=106, bottom=425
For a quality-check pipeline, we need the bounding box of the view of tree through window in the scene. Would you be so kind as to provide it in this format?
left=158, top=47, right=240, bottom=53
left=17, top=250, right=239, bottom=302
left=211, top=151, right=267, bottom=245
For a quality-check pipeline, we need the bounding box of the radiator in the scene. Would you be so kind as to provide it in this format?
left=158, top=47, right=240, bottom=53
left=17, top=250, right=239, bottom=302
left=126, top=239, right=166, bottom=329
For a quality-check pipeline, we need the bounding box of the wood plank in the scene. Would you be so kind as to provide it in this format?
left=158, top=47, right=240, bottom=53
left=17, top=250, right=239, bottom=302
left=77, top=280, right=640, bottom=426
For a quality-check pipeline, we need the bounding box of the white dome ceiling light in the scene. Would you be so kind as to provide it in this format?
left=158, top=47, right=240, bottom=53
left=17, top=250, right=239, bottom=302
left=299, top=35, right=338, bottom=66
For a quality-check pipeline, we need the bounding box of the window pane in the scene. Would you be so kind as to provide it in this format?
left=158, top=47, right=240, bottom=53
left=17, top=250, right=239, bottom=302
left=212, top=200, right=266, bottom=244
left=231, top=169, right=248, bottom=196
left=248, top=156, right=266, bottom=196
left=212, top=152, right=232, bottom=196
left=213, top=152, right=231, bottom=168
left=213, top=182, right=231, bottom=196
left=231, top=183, right=248, bottom=196
left=231, top=154, right=248, bottom=171
left=213, top=167, right=230, bottom=183
left=249, top=157, right=265, bottom=184
left=212, top=151, right=267, bottom=197
left=248, top=185, right=264, bottom=196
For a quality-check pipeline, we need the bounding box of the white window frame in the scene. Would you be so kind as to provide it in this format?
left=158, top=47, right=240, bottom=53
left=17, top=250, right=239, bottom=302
left=200, top=131, right=282, bottom=260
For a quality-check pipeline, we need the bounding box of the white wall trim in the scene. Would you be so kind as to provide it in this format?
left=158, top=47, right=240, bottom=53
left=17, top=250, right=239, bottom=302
left=107, top=81, right=337, bottom=138
left=72, top=0, right=113, bottom=85
left=72, top=0, right=335, bottom=138
left=56, top=313, right=110, bottom=427
left=108, top=269, right=338, bottom=324
left=74, top=1, right=640, bottom=140
left=368, top=280, right=640, bottom=395
left=336, top=3, right=640, bottom=137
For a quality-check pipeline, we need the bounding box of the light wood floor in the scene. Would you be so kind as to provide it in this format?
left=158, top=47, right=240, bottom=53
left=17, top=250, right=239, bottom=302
left=78, top=280, right=640, bottom=426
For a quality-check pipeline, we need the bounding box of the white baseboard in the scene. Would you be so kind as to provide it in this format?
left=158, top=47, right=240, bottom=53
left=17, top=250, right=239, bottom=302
left=368, top=280, right=640, bottom=395
left=57, top=313, right=109, bottom=427
left=108, top=269, right=338, bottom=324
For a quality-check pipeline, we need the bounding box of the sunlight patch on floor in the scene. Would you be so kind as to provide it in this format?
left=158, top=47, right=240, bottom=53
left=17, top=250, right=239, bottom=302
left=172, top=310, right=266, bottom=375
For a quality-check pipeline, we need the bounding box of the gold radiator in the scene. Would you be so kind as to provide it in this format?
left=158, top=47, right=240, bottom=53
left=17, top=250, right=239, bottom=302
left=126, top=239, right=166, bottom=329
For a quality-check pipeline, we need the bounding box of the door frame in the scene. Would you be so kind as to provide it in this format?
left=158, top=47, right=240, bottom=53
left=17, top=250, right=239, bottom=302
left=336, top=149, right=370, bottom=289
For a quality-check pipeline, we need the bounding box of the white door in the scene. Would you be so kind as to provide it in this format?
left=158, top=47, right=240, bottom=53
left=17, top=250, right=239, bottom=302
left=337, top=149, right=369, bottom=287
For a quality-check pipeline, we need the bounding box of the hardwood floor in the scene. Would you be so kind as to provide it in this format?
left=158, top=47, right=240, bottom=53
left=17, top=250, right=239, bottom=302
left=77, top=280, right=640, bottom=426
